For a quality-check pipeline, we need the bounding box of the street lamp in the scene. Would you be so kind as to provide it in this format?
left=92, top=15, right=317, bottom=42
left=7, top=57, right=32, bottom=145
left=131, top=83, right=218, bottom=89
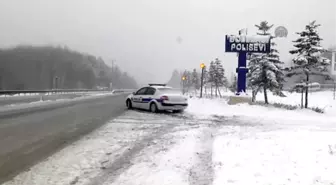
left=200, top=63, right=206, bottom=98
left=182, top=76, right=186, bottom=94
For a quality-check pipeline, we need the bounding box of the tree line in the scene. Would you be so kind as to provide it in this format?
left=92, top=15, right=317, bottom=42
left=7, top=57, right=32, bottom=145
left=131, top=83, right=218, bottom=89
left=248, top=20, right=331, bottom=108
left=0, top=45, right=138, bottom=90
left=167, top=58, right=229, bottom=97
left=168, top=20, right=333, bottom=108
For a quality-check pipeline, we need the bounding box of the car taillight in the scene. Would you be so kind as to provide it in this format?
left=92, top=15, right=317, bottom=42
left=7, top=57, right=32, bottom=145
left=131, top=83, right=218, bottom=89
left=160, top=96, right=169, bottom=100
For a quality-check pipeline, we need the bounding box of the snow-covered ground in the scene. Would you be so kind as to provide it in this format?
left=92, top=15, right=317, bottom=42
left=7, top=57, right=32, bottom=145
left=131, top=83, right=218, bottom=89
left=190, top=87, right=336, bottom=114
left=3, top=93, right=336, bottom=185
left=255, top=90, right=336, bottom=114
left=188, top=97, right=336, bottom=185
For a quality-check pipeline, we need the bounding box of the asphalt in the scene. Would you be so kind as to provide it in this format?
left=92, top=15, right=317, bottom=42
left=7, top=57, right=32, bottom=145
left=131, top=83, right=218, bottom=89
left=0, top=94, right=128, bottom=184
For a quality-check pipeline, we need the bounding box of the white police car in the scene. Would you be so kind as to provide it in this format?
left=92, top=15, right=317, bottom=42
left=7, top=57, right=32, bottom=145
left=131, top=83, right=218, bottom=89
left=126, top=84, right=188, bottom=113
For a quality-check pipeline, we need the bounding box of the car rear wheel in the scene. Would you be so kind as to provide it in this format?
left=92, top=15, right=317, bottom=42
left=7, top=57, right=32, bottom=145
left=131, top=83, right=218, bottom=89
left=150, top=103, right=158, bottom=113
left=126, top=99, right=133, bottom=109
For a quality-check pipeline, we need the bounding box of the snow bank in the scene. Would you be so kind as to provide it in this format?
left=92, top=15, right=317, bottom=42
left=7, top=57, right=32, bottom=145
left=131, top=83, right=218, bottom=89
left=187, top=87, right=336, bottom=116
left=186, top=96, right=336, bottom=124
left=186, top=88, right=234, bottom=98
left=255, top=90, right=336, bottom=115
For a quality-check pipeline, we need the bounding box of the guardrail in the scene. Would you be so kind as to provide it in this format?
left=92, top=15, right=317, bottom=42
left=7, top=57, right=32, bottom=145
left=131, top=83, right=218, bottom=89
left=0, top=89, right=136, bottom=96
left=112, top=89, right=135, bottom=94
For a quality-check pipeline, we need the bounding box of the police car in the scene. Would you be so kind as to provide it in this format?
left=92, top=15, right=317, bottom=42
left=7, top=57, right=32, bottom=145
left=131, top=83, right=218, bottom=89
left=126, top=84, right=188, bottom=113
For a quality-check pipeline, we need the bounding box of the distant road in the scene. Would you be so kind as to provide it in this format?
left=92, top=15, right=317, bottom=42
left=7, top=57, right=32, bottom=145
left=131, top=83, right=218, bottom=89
left=0, top=94, right=127, bottom=184
left=0, top=94, right=86, bottom=106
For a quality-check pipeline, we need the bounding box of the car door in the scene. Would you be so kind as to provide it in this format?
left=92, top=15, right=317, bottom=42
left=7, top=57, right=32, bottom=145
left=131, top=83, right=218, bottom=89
left=141, top=87, right=156, bottom=110
left=131, top=87, right=147, bottom=108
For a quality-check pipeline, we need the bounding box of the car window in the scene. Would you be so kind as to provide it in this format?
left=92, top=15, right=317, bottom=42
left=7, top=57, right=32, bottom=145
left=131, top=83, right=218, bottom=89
left=145, top=87, right=156, bottom=95
left=135, top=87, right=147, bottom=95
left=157, top=88, right=182, bottom=94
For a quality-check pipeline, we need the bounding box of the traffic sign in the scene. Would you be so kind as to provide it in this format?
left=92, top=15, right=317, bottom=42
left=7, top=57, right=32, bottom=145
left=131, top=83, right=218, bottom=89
left=274, top=26, right=288, bottom=38
left=225, top=35, right=271, bottom=53
left=225, top=34, right=271, bottom=95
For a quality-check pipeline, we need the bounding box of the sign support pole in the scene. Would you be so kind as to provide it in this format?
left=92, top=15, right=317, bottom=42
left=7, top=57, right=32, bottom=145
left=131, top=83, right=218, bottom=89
left=200, top=67, right=205, bottom=98
left=236, top=52, right=248, bottom=95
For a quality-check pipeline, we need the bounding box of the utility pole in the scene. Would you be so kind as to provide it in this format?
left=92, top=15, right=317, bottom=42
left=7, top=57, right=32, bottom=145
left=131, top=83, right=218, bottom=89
left=200, top=63, right=206, bottom=98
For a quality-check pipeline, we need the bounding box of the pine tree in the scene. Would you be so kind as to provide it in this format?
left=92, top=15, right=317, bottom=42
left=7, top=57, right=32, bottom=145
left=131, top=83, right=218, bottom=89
left=215, top=58, right=228, bottom=87
left=248, top=21, right=285, bottom=104
left=192, top=68, right=200, bottom=90
left=208, top=61, right=216, bottom=96
left=182, top=70, right=188, bottom=93
left=229, top=73, right=237, bottom=93
left=167, top=69, right=181, bottom=88
left=213, top=58, right=227, bottom=97
left=191, top=68, right=200, bottom=96
left=182, top=70, right=193, bottom=93
left=202, top=66, right=208, bottom=96
left=288, top=20, right=330, bottom=108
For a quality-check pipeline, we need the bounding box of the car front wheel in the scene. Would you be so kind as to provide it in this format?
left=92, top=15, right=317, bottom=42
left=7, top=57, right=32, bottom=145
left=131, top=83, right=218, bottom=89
left=126, top=99, right=133, bottom=109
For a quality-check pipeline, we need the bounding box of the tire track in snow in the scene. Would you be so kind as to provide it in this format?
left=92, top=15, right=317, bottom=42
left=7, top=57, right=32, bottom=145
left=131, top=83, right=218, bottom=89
left=85, top=111, right=192, bottom=185
left=188, top=127, right=215, bottom=185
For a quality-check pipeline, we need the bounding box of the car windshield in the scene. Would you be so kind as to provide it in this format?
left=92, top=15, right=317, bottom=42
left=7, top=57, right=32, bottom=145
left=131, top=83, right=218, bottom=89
left=157, top=88, right=182, bottom=94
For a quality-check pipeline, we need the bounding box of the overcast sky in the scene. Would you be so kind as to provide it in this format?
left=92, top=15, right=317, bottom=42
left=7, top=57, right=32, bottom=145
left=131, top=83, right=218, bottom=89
left=0, top=0, right=335, bottom=85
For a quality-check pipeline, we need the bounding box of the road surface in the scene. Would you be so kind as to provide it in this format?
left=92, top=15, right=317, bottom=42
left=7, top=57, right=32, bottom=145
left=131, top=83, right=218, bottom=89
left=0, top=94, right=127, bottom=184
left=2, top=109, right=222, bottom=185
left=2, top=98, right=336, bottom=185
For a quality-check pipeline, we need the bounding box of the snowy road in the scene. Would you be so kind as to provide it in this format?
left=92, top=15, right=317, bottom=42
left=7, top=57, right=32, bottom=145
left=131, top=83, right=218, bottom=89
left=0, top=94, right=126, bottom=184
left=2, top=110, right=221, bottom=185
left=3, top=98, right=336, bottom=185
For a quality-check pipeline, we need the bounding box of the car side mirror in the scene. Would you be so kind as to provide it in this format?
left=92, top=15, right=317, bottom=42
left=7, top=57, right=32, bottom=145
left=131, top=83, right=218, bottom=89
left=132, top=92, right=136, bottom=95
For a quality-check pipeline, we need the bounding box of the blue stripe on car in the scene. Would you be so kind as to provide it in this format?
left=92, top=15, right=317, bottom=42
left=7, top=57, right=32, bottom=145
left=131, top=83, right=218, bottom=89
left=141, top=98, right=152, bottom=102
left=133, top=98, right=162, bottom=103
left=133, top=98, right=163, bottom=103
left=139, top=98, right=163, bottom=103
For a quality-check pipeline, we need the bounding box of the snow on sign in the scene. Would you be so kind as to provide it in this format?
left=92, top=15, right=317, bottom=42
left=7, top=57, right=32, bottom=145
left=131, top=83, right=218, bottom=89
left=225, top=35, right=271, bottom=53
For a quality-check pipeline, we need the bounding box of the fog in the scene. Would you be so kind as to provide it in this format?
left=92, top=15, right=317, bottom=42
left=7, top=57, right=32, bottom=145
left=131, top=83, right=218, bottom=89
left=0, top=0, right=335, bottom=85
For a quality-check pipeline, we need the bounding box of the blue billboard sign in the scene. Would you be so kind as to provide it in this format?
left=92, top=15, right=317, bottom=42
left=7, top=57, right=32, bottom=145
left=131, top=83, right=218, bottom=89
left=225, top=35, right=271, bottom=53
left=225, top=34, right=271, bottom=95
